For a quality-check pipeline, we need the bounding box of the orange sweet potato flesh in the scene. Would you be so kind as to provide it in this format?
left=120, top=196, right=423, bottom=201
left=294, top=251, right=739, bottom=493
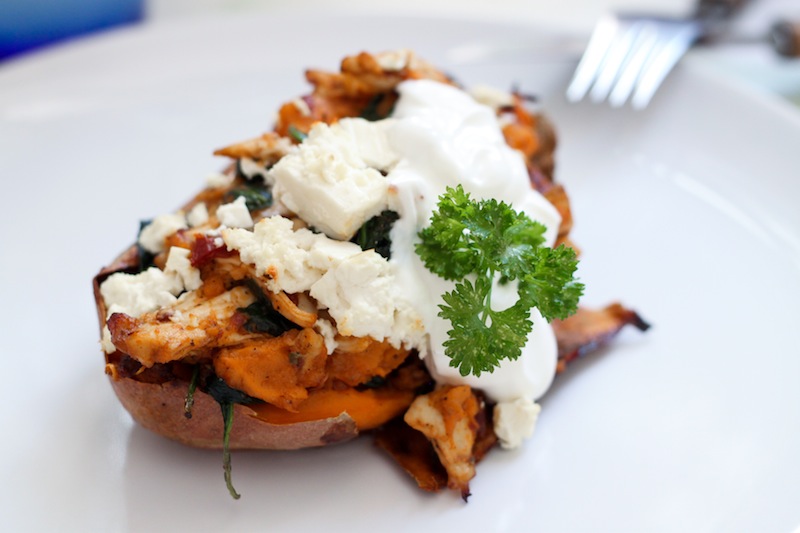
left=327, top=338, right=409, bottom=387
left=251, top=387, right=415, bottom=431
left=213, top=328, right=329, bottom=412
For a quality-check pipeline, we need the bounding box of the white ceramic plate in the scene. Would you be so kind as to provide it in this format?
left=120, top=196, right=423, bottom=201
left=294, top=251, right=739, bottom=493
left=1, top=13, right=798, bottom=533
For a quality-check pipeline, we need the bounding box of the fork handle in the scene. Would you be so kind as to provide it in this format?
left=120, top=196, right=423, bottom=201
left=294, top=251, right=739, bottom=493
left=694, top=0, right=750, bottom=20
left=769, top=20, right=800, bottom=58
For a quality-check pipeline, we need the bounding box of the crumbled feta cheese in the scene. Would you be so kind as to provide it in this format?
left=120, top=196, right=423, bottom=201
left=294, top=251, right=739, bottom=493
left=269, top=118, right=397, bottom=240
left=164, top=246, right=202, bottom=291
left=376, top=49, right=412, bottom=71
left=204, top=228, right=225, bottom=248
left=100, top=325, right=115, bottom=353
left=238, top=157, right=274, bottom=183
left=222, top=215, right=361, bottom=294
left=314, top=318, right=338, bottom=354
left=100, top=267, right=183, bottom=322
left=310, top=251, right=424, bottom=348
left=138, top=213, right=188, bottom=254
left=206, top=172, right=234, bottom=188
left=223, top=215, right=422, bottom=347
left=216, top=196, right=253, bottom=228
left=470, top=84, right=515, bottom=110
left=186, top=202, right=209, bottom=227
left=493, top=398, right=541, bottom=449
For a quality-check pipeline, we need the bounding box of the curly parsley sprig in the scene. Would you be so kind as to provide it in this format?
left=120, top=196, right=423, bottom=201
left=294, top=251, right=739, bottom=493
left=416, top=185, right=583, bottom=377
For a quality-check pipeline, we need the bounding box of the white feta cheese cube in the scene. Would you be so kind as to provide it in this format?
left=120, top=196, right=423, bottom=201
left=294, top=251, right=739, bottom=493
left=217, top=196, right=253, bottom=229
left=376, top=49, right=412, bottom=72
left=186, top=202, right=209, bottom=227
left=310, top=251, right=423, bottom=347
left=470, top=84, right=515, bottom=110
left=270, top=118, right=397, bottom=240
left=164, top=246, right=202, bottom=291
left=206, top=172, right=234, bottom=188
left=100, top=268, right=183, bottom=321
left=138, top=213, right=188, bottom=254
left=100, top=325, right=116, bottom=353
left=493, top=398, right=541, bottom=449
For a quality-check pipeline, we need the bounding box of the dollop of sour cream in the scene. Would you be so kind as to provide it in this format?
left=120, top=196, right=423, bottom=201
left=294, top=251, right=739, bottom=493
left=385, top=80, right=562, bottom=404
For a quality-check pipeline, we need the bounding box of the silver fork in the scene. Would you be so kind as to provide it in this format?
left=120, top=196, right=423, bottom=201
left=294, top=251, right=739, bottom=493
left=566, top=0, right=750, bottom=109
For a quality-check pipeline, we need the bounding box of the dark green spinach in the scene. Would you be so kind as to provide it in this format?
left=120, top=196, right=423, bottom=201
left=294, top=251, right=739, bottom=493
left=225, top=184, right=273, bottom=212
left=203, top=376, right=260, bottom=500
left=351, top=210, right=399, bottom=259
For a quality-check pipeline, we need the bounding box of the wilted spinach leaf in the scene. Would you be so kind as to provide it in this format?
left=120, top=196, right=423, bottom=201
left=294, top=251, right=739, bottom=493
left=225, top=184, right=273, bottom=211
left=202, top=376, right=260, bottom=500
left=360, top=94, right=395, bottom=121
left=351, top=210, right=399, bottom=259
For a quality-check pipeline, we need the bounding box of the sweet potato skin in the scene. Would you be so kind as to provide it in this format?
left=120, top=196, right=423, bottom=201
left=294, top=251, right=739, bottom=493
left=110, top=375, right=359, bottom=450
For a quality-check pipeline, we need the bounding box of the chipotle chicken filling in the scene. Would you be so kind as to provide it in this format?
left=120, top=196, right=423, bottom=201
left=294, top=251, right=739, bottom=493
left=96, top=50, right=648, bottom=500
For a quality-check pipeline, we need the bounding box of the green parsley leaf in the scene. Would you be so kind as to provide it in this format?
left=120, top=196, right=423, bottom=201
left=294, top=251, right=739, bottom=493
left=416, top=185, right=583, bottom=377
left=439, top=276, right=533, bottom=376
left=518, top=245, right=583, bottom=321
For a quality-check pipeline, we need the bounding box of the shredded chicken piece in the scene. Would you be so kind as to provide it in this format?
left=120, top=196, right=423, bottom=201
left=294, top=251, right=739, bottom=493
left=107, top=286, right=257, bottom=367
left=207, top=256, right=318, bottom=328
left=273, top=50, right=452, bottom=138
left=267, top=291, right=317, bottom=328
left=306, top=51, right=449, bottom=99
left=214, top=132, right=294, bottom=162
left=404, top=385, right=480, bottom=500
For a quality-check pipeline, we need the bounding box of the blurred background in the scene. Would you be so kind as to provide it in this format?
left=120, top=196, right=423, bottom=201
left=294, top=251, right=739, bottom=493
left=0, top=0, right=144, bottom=60
left=1, top=0, right=799, bottom=101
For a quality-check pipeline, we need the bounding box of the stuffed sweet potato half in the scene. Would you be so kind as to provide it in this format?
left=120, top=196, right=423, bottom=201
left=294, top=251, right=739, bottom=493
left=95, top=50, right=648, bottom=500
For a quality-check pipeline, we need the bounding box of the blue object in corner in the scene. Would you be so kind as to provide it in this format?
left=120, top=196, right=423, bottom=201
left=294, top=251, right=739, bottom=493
left=0, top=0, right=143, bottom=60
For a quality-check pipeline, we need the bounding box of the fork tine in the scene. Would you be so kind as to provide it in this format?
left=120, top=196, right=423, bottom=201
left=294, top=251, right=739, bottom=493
left=630, top=22, right=702, bottom=109
left=569, top=12, right=705, bottom=109
left=607, top=22, right=660, bottom=107
left=589, top=20, right=642, bottom=103
left=565, top=14, right=621, bottom=102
